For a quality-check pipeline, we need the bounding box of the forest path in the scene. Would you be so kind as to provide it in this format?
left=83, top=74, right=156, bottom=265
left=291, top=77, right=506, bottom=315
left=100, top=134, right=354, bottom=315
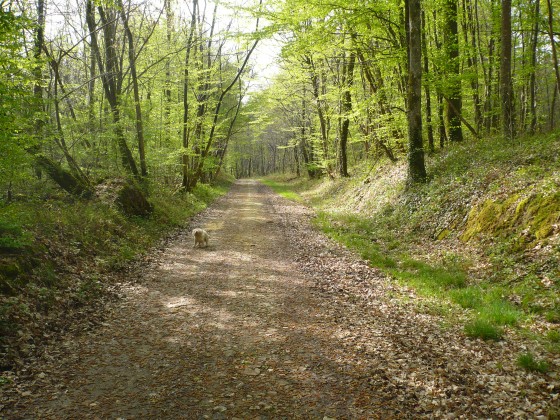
left=6, top=180, right=556, bottom=418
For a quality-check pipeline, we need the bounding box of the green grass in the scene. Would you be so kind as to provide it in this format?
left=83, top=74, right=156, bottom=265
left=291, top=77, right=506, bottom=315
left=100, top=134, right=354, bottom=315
left=450, top=287, right=484, bottom=309
left=517, top=352, right=549, bottom=373
left=263, top=132, right=560, bottom=343
left=478, top=299, right=522, bottom=326
left=546, top=330, right=560, bottom=354
left=312, top=209, right=523, bottom=331
left=545, top=309, right=560, bottom=324
left=547, top=330, right=560, bottom=343
left=0, top=220, right=32, bottom=251
left=261, top=178, right=304, bottom=202
left=464, top=319, right=503, bottom=341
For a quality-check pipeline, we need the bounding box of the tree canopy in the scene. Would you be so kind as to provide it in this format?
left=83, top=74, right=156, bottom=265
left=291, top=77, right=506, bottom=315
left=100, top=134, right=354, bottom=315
left=0, top=0, right=559, bottom=197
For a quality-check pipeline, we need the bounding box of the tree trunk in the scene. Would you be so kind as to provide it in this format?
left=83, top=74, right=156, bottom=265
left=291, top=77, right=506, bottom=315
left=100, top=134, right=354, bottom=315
left=501, top=0, right=515, bottom=139
left=88, top=40, right=96, bottom=134
left=431, top=10, right=447, bottom=148
left=86, top=1, right=139, bottom=177
left=31, top=0, right=46, bottom=179
left=35, top=156, right=93, bottom=198
left=339, top=50, right=356, bottom=177
left=529, top=0, right=540, bottom=134
left=164, top=0, right=174, bottom=143
left=421, top=11, right=434, bottom=153
left=546, top=0, right=560, bottom=130
left=181, top=0, right=198, bottom=189
left=52, top=68, right=92, bottom=186
left=213, top=81, right=244, bottom=180
left=300, top=85, right=318, bottom=179
left=437, top=92, right=447, bottom=148
left=482, top=3, right=500, bottom=133
left=188, top=35, right=260, bottom=191
left=294, top=142, right=301, bottom=177
left=406, top=0, right=427, bottom=183
left=444, top=0, right=463, bottom=142
left=33, top=0, right=45, bottom=111
left=307, top=58, right=330, bottom=169
left=463, top=0, right=482, bottom=134
left=118, top=0, right=147, bottom=176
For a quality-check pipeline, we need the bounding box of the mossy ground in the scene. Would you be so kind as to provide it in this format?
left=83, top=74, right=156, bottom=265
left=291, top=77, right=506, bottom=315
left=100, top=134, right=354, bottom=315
left=0, top=176, right=232, bottom=368
left=264, top=132, right=560, bottom=345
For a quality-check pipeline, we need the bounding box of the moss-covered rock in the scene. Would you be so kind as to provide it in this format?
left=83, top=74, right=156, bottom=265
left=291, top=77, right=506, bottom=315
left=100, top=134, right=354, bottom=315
left=526, top=193, right=560, bottom=239
left=436, top=228, right=451, bottom=240
left=461, top=192, right=560, bottom=243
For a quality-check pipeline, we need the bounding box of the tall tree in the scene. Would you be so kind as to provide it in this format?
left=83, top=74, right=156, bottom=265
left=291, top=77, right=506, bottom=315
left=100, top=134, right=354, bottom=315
left=339, top=48, right=356, bottom=177
left=500, top=0, right=515, bottom=139
left=118, top=0, right=147, bottom=176
left=164, top=0, right=174, bottom=143
left=546, top=0, right=560, bottom=130
left=86, top=0, right=139, bottom=177
left=31, top=0, right=46, bottom=178
left=188, top=37, right=260, bottom=190
left=421, top=10, right=435, bottom=153
left=443, top=0, right=464, bottom=142
left=406, top=0, right=427, bottom=183
left=528, top=0, right=540, bottom=134
left=181, top=0, right=198, bottom=189
left=462, top=0, right=482, bottom=134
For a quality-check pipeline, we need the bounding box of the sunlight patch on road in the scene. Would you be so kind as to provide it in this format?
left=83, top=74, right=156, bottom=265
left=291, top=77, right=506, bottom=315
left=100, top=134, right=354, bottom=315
left=166, top=296, right=197, bottom=309
left=204, top=220, right=224, bottom=230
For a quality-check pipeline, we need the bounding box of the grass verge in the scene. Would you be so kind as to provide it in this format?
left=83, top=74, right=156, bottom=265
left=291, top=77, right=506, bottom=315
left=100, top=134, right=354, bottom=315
left=263, top=132, right=560, bottom=347
left=260, top=178, right=305, bottom=203
left=312, top=210, right=523, bottom=340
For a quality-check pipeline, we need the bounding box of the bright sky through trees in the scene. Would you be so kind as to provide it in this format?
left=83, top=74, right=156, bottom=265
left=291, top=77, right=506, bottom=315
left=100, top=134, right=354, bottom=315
left=43, top=0, right=280, bottom=92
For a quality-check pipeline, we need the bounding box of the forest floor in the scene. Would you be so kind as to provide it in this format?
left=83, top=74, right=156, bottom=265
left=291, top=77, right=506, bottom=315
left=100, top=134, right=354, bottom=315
left=1, top=179, right=558, bottom=419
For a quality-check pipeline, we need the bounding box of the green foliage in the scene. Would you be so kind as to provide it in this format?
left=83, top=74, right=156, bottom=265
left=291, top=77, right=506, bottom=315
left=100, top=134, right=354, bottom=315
left=516, top=352, right=549, bottom=373
left=0, top=8, right=35, bottom=185
left=450, top=287, right=483, bottom=309
left=546, top=330, right=560, bottom=343
left=0, top=220, right=31, bottom=251
left=478, top=299, right=522, bottom=326
left=464, top=319, right=503, bottom=341
left=545, top=309, right=560, bottom=324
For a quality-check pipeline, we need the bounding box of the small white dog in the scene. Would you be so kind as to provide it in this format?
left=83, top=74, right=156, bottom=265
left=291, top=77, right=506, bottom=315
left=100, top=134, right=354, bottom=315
left=192, top=228, right=209, bottom=248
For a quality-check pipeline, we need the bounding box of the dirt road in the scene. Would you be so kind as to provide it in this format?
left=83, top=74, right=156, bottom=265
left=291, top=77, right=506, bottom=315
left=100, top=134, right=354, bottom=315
left=2, top=180, right=556, bottom=418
